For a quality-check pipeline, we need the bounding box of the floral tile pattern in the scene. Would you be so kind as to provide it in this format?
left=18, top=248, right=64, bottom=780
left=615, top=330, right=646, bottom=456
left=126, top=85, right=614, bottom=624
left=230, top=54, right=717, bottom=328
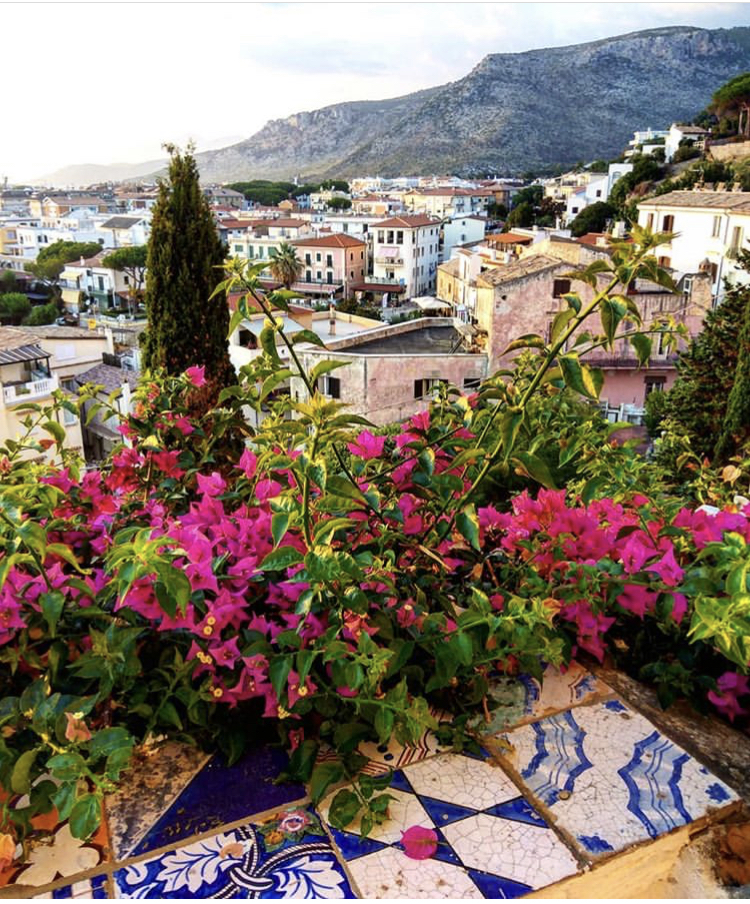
left=469, top=661, right=611, bottom=736
left=105, top=740, right=211, bottom=859
left=33, top=873, right=109, bottom=898
left=128, top=746, right=306, bottom=857
left=319, top=752, right=580, bottom=899
left=114, top=808, right=353, bottom=899
left=495, top=699, right=740, bottom=858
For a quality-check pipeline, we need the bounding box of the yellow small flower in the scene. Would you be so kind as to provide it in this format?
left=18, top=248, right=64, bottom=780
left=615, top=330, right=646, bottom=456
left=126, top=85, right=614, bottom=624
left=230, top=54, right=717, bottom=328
left=203, top=625, right=213, bottom=637
left=207, top=616, right=216, bottom=626
left=211, top=687, right=223, bottom=699
left=298, top=685, right=308, bottom=697
left=277, top=705, right=291, bottom=719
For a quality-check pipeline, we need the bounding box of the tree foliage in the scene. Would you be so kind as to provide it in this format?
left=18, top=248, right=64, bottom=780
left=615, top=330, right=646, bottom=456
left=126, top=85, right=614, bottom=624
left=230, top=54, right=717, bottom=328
left=711, top=72, right=750, bottom=136
left=268, top=242, right=303, bottom=289
left=142, top=144, right=234, bottom=389
left=569, top=201, right=616, bottom=237
left=36, top=241, right=102, bottom=266
left=101, top=246, right=148, bottom=297
left=0, top=292, right=31, bottom=324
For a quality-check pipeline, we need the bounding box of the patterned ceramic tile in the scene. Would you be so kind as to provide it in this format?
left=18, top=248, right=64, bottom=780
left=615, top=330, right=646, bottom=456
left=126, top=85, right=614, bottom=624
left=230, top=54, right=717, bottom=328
left=105, top=740, right=210, bottom=859
left=495, top=699, right=740, bottom=858
left=4, top=816, right=110, bottom=890
left=319, top=752, right=579, bottom=898
left=128, top=746, right=306, bottom=857
left=114, top=807, right=353, bottom=898
left=32, top=873, right=109, bottom=898
left=469, top=661, right=611, bottom=736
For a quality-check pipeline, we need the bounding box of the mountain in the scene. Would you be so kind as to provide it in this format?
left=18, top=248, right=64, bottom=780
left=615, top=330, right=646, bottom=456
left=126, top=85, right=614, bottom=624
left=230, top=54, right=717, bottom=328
left=29, top=158, right=168, bottom=188
left=191, top=25, right=750, bottom=181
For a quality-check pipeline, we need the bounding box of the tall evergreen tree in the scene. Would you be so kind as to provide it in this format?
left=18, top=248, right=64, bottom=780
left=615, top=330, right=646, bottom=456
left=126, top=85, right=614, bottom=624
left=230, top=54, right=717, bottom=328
left=142, top=144, right=234, bottom=388
left=661, top=253, right=750, bottom=460
left=716, top=259, right=750, bottom=461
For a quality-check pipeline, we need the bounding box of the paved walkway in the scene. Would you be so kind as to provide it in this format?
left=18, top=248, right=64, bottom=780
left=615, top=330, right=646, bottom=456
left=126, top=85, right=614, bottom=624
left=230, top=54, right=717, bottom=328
left=4, top=662, right=744, bottom=899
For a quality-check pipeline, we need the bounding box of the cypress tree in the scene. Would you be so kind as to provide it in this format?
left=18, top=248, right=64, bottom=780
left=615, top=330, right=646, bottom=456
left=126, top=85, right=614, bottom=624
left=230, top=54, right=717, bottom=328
left=716, top=277, right=750, bottom=462
left=142, top=144, right=234, bottom=388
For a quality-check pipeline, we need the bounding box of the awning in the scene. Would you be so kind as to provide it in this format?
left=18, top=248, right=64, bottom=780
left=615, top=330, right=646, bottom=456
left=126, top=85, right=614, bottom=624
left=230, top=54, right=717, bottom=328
left=413, top=296, right=452, bottom=311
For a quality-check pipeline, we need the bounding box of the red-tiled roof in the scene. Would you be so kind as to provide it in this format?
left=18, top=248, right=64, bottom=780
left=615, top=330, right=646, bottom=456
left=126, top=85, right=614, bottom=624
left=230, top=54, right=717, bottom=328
left=292, top=234, right=366, bottom=249
left=484, top=232, right=534, bottom=245
left=375, top=215, right=438, bottom=229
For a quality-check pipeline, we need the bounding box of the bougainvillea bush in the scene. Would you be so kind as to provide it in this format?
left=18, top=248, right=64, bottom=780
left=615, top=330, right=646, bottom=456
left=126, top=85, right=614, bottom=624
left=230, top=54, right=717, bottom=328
left=1, top=229, right=748, bottom=864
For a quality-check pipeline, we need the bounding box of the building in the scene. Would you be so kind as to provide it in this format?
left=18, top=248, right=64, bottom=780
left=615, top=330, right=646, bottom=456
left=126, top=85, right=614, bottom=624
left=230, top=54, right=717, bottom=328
left=664, top=124, right=709, bottom=162
left=625, top=128, right=669, bottom=158
left=226, top=218, right=313, bottom=265
left=291, top=234, right=368, bottom=298
left=0, top=327, right=85, bottom=460
left=441, top=216, right=487, bottom=261
left=97, top=215, right=150, bottom=248
left=637, top=189, right=750, bottom=303
left=59, top=253, right=132, bottom=312
left=372, top=215, right=442, bottom=297
left=403, top=188, right=492, bottom=219
left=291, top=317, right=487, bottom=426
left=75, top=362, right=139, bottom=461
left=564, top=164, right=633, bottom=225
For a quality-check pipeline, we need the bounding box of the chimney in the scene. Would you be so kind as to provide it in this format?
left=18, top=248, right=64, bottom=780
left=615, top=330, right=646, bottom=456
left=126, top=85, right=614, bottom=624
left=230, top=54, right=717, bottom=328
left=328, top=303, right=336, bottom=336
left=104, top=327, right=114, bottom=355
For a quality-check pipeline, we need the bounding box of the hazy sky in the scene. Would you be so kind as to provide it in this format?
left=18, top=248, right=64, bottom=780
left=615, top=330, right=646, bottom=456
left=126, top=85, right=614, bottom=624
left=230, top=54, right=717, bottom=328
left=3, top=1, right=749, bottom=181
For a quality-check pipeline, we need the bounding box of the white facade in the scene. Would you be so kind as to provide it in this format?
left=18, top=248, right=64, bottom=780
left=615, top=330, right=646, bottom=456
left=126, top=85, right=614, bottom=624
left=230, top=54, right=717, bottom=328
left=441, top=216, right=487, bottom=261
left=625, top=128, right=669, bottom=157
left=637, top=191, right=750, bottom=303
left=372, top=216, right=442, bottom=297
left=664, top=124, right=708, bottom=163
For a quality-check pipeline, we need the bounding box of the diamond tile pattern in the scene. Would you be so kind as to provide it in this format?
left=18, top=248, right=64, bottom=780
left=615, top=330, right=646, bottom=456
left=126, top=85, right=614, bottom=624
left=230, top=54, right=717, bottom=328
left=319, top=753, right=580, bottom=898
left=494, top=699, right=740, bottom=857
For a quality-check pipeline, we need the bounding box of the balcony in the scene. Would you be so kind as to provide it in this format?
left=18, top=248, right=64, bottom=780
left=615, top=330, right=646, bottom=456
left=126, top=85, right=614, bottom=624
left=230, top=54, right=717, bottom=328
left=2, top=374, right=59, bottom=405
left=374, top=256, right=404, bottom=265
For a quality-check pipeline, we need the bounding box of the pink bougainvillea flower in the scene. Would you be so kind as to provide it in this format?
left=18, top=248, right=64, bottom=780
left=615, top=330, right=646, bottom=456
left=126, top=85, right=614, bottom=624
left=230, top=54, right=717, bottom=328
left=151, top=450, right=185, bottom=480
left=668, top=592, right=688, bottom=624
left=197, top=471, right=226, bottom=497
left=347, top=430, right=386, bottom=460
left=255, top=478, right=283, bottom=502
left=185, top=365, right=207, bottom=387
left=238, top=447, right=258, bottom=479
left=646, top=545, right=684, bottom=587
left=401, top=826, right=438, bottom=860
left=287, top=669, right=317, bottom=708
left=708, top=672, right=750, bottom=723
left=616, top=584, right=658, bottom=619
left=64, top=712, right=92, bottom=743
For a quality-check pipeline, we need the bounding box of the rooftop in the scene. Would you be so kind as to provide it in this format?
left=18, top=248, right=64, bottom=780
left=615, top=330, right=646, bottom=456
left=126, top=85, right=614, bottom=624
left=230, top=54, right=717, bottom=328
left=477, top=253, right=564, bottom=287
left=99, top=216, right=146, bottom=230
left=74, top=363, right=139, bottom=393
left=375, top=215, right=439, bottom=229
left=292, top=234, right=366, bottom=249
left=0, top=328, right=49, bottom=365
left=639, top=190, right=750, bottom=213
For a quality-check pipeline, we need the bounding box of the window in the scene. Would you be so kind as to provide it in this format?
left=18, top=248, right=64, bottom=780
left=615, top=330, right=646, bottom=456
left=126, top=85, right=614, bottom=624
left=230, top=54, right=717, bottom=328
left=708, top=262, right=719, bottom=283
left=662, top=214, right=674, bottom=232
left=645, top=377, right=665, bottom=396
left=62, top=407, right=77, bottom=426
left=326, top=272, right=333, bottom=284
left=248, top=246, right=254, bottom=259
left=360, top=252, right=364, bottom=260
left=306, top=269, right=312, bottom=282
left=326, top=255, right=333, bottom=267
left=552, top=278, right=571, bottom=298
left=596, top=190, right=602, bottom=197
left=316, top=253, right=321, bottom=262
left=387, top=231, right=394, bottom=244
left=305, top=253, right=311, bottom=265
left=396, top=231, right=403, bottom=244
left=316, top=270, right=322, bottom=280
left=319, top=375, right=340, bottom=399
left=414, top=378, right=446, bottom=399
left=463, top=376, right=481, bottom=390
left=657, top=256, right=671, bottom=268
left=377, top=230, right=384, bottom=242
left=234, top=244, right=244, bottom=253
left=731, top=225, right=744, bottom=251
left=350, top=270, right=354, bottom=278
left=711, top=216, right=721, bottom=238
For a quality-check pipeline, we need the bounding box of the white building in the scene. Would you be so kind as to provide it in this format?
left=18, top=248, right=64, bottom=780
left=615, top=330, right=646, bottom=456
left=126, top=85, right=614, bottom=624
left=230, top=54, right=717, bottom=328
left=564, top=163, right=633, bottom=225
left=664, top=123, right=709, bottom=162
left=625, top=128, right=669, bottom=158
left=372, top=215, right=442, bottom=297
left=637, top=189, right=750, bottom=303
left=441, top=215, right=487, bottom=261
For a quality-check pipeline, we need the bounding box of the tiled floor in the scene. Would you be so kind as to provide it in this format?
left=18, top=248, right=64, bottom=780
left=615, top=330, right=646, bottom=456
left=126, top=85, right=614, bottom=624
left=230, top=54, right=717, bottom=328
left=4, top=663, right=741, bottom=899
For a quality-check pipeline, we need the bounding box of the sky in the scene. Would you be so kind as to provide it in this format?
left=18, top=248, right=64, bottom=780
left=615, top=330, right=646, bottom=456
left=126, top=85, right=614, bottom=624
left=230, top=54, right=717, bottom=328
left=3, top=1, right=750, bottom=182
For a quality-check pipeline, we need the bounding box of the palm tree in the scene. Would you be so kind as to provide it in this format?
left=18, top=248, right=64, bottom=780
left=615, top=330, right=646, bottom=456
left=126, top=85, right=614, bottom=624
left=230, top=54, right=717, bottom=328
left=268, top=242, right=303, bottom=289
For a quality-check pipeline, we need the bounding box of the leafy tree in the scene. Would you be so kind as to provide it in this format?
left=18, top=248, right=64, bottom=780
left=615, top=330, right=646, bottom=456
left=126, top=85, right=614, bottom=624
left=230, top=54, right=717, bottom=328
left=716, top=265, right=750, bottom=461
left=504, top=202, right=534, bottom=230
left=487, top=201, right=507, bottom=219
left=326, top=197, right=352, bottom=211
left=227, top=180, right=296, bottom=206
left=291, top=183, right=321, bottom=199
left=711, top=72, right=750, bottom=137
left=24, top=258, right=65, bottom=300
left=0, top=292, right=31, bottom=324
left=588, top=160, right=609, bottom=173
left=569, top=201, right=616, bottom=237
left=660, top=252, right=750, bottom=459
left=36, top=240, right=101, bottom=267
left=142, top=144, right=233, bottom=388
left=320, top=179, right=349, bottom=192
left=0, top=270, right=17, bottom=293
left=510, top=184, right=543, bottom=210
left=24, top=302, right=59, bottom=326
left=268, top=242, right=303, bottom=289
left=102, top=246, right=148, bottom=301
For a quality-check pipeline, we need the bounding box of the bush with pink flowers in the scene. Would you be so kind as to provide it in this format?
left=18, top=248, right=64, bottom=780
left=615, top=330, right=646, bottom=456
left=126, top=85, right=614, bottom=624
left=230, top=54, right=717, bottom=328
left=0, top=230, right=748, bottom=860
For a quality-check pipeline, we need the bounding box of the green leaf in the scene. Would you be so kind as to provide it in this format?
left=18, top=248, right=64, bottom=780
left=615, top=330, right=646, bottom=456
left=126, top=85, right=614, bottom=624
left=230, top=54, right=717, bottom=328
left=559, top=353, right=600, bottom=400
left=292, top=329, right=326, bottom=348
left=513, top=452, right=558, bottom=489
left=310, top=359, right=349, bottom=383
left=271, top=513, right=290, bottom=548
left=325, top=475, right=367, bottom=505
left=502, top=333, right=546, bottom=354
left=328, top=788, right=361, bottom=830
left=456, top=505, right=480, bottom=551
left=89, top=727, right=133, bottom=761
left=42, top=420, right=66, bottom=444
left=550, top=308, right=576, bottom=344
left=500, top=406, right=524, bottom=459
left=260, top=369, right=293, bottom=402
left=40, top=591, right=65, bottom=638
left=269, top=657, right=292, bottom=699
left=51, top=782, right=77, bottom=821
left=69, top=793, right=101, bottom=840
left=260, top=324, right=281, bottom=365
left=374, top=707, right=394, bottom=743
left=563, top=292, right=582, bottom=313
left=46, top=752, right=86, bottom=782
left=309, top=760, right=344, bottom=803
left=11, top=748, right=39, bottom=794
left=259, top=546, right=304, bottom=571
left=630, top=332, right=652, bottom=366
left=45, top=544, right=88, bottom=574
left=158, top=701, right=183, bottom=730
left=600, top=297, right=627, bottom=347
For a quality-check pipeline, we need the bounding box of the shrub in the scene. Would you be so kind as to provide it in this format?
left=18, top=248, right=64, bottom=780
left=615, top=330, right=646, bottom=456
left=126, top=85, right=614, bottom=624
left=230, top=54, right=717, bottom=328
left=24, top=302, right=59, bottom=325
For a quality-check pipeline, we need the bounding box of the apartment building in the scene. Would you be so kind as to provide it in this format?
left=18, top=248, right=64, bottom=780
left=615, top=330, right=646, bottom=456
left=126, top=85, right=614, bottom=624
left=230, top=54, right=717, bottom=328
left=372, top=215, right=441, bottom=297
left=291, top=234, right=368, bottom=297
left=637, top=189, right=750, bottom=303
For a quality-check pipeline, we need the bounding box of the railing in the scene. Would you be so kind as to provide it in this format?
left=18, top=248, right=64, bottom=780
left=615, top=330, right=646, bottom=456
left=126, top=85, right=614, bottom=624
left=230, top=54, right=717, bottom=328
left=374, top=256, right=404, bottom=265
left=3, top=374, right=59, bottom=404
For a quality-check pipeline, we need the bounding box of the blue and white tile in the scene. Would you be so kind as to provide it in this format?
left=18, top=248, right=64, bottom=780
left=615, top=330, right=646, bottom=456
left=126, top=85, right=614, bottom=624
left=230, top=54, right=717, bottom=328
left=470, top=661, right=611, bottom=736
left=33, top=874, right=109, bottom=898
left=126, top=746, right=306, bottom=857
left=495, top=699, right=740, bottom=858
left=114, top=808, right=353, bottom=899
left=318, top=752, right=579, bottom=899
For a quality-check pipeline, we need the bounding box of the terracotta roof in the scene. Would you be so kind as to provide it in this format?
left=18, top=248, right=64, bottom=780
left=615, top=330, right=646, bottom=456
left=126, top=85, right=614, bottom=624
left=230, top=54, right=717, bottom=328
left=65, top=252, right=108, bottom=268
left=438, top=258, right=460, bottom=276
left=638, top=190, right=750, bottom=213
left=484, top=232, right=534, bottom=245
left=218, top=219, right=250, bottom=229
left=248, top=218, right=308, bottom=229
left=292, top=234, right=366, bottom=249
left=574, top=232, right=611, bottom=248
left=375, top=215, right=439, bottom=229
left=477, top=254, right=564, bottom=287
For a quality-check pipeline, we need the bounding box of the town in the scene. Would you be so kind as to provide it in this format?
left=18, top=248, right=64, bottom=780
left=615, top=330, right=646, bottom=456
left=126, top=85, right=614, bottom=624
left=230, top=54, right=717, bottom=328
left=0, top=110, right=745, bottom=463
